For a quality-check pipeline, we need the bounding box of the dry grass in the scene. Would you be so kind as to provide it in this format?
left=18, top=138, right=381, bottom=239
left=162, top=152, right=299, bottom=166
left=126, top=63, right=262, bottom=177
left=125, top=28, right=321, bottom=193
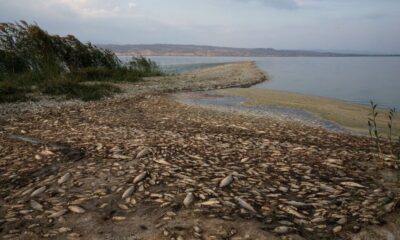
left=218, top=88, right=400, bottom=136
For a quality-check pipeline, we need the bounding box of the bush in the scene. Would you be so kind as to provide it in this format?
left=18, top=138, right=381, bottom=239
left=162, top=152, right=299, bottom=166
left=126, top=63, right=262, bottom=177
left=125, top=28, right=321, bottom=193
left=0, top=21, right=120, bottom=74
left=0, top=81, right=34, bottom=103
left=0, top=21, right=164, bottom=102
left=42, top=81, right=121, bottom=101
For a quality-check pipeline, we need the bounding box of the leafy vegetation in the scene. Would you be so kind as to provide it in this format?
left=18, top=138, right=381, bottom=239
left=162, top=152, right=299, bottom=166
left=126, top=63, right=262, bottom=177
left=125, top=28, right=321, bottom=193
left=0, top=21, right=162, bottom=102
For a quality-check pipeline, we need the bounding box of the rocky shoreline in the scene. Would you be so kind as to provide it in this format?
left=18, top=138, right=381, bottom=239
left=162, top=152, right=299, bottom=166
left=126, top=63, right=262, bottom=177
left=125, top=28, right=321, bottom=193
left=0, top=62, right=399, bottom=240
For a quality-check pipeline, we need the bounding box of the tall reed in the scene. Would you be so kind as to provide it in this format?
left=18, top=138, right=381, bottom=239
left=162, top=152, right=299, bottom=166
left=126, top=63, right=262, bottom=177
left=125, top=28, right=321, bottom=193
left=368, top=101, right=382, bottom=157
left=0, top=21, right=163, bottom=102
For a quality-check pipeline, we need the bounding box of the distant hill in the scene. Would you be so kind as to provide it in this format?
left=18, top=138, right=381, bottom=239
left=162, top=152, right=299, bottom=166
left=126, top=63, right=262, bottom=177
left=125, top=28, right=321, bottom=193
left=98, top=44, right=399, bottom=57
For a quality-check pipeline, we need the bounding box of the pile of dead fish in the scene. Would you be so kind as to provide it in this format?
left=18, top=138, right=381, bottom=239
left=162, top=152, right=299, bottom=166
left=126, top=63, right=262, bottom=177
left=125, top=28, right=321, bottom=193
left=0, top=95, right=398, bottom=239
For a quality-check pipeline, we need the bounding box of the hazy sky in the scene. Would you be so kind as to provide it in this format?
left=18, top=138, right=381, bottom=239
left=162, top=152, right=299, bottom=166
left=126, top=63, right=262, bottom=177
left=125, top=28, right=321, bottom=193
left=1, top=0, right=399, bottom=53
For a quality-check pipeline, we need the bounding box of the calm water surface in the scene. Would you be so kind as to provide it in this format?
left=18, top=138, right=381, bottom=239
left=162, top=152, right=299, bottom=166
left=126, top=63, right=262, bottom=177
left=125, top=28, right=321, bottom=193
left=120, top=56, right=400, bottom=108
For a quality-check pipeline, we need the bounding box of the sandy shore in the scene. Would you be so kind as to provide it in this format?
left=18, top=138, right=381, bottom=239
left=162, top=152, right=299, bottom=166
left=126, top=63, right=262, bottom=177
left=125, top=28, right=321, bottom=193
left=216, top=88, right=400, bottom=137
left=0, top=62, right=399, bottom=239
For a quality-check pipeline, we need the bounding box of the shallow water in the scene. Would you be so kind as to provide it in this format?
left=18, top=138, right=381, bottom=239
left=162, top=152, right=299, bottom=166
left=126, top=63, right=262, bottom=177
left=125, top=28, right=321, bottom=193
left=176, top=92, right=351, bottom=133
left=122, top=56, right=400, bottom=109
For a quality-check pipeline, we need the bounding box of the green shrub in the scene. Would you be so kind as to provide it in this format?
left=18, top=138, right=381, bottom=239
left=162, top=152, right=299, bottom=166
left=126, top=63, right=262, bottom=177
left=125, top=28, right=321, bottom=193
left=128, top=56, right=163, bottom=77
left=0, top=81, right=34, bottom=103
left=42, top=81, right=121, bottom=101
left=0, top=21, right=164, bottom=102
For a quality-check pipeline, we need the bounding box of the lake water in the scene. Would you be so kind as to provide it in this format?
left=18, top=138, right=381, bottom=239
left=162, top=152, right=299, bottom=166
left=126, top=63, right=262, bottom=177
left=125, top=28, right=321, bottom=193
left=120, top=56, right=400, bottom=109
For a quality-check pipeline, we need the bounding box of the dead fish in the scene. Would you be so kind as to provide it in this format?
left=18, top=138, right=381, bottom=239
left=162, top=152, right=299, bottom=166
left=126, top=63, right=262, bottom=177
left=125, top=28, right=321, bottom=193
left=183, top=193, right=194, bottom=208
left=40, top=149, right=54, bottom=156
left=200, top=199, right=221, bottom=207
left=219, top=175, right=233, bottom=188
left=30, top=186, right=46, bottom=197
left=68, top=205, right=85, bottom=214
left=326, top=158, right=343, bottom=165
left=274, top=226, right=291, bottom=234
left=49, top=209, right=68, bottom=218
left=133, top=171, right=147, bottom=184
left=111, top=154, right=130, bottom=159
left=118, top=204, right=129, bottom=210
left=136, top=148, right=150, bottom=158
left=320, top=184, right=336, bottom=193
left=30, top=200, right=43, bottom=211
left=154, top=159, right=170, bottom=165
left=21, top=188, right=34, bottom=196
left=280, top=205, right=306, bottom=219
left=384, top=202, right=396, bottom=213
left=95, top=143, right=103, bottom=150
left=58, top=227, right=72, bottom=233
left=311, top=217, right=325, bottom=223
left=341, top=182, right=365, bottom=188
left=57, top=173, right=71, bottom=184
left=122, top=186, right=135, bottom=199
left=285, top=201, right=310, bottom=208
left=333, top=226, right=342, bottom=233
left=112, top=216, right=126, bottom=221
left=235, top=197, right=256, bottom=213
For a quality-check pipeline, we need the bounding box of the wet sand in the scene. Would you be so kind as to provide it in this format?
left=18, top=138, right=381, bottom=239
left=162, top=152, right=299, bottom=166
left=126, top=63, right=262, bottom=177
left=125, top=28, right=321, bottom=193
left=215, top=88, right=400, bottom=137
